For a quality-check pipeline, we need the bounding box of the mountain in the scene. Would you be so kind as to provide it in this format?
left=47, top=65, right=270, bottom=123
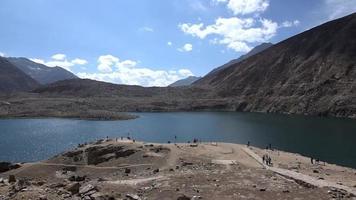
left=169, top=76, right=201, bottom=87
left=0, top=57, right=40, bottom=93
left=194, top=13, right=356, bottom=118
left=205, top=43, right=273, bottom=77
left=7, top=57, right=78, bottom=84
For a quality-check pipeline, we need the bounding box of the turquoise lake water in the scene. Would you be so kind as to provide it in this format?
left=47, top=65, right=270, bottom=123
left=1, top=112, right=356, bottom=168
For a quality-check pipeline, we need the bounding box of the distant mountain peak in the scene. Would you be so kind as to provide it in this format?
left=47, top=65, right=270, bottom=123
left=169, top=76, right=201, bottom=87
left=204, top=42, right=273, bottom=77
left=6, top=57, right=78, bottom=85
left=0, top=57, right=40, bottom=93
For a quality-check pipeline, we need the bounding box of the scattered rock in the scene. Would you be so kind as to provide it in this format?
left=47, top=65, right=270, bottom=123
left=327, top=188, right=351, bottom=199
left=259, top=188, right=266, bottom=192
left=313, top=170, right=319, bottom=173
left=177, top=195, right=191, bottom=200
left=125, top=168, right=131, bottom=174
left=49, top=183, right=66, bottom=188
left=69, top=175, right=86, bottom=182
left=66, top=182, right=80, bottom=194
left=182, top=162, right=193, bottom=167
left=39, top=195, right=47, bottom=200
left=126, top=193, right=142, bottom=200
left=79, top=184, right=97, bottom=195
left=294, top=179, right=316, bottom=189
left=34, top=181, right=46, bottom=186
left=92, top=193, right=116, bottom=200
left=8, top=175, right=16, bottom=183
left=153, top=169, right=160, bottom=174
left=0, top=162, right=21, bottom=173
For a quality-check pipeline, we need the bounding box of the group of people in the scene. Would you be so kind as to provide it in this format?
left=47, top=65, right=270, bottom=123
left=262, top=154, right=272, bottom=166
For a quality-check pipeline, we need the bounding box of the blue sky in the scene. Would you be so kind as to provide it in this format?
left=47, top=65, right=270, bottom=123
left=0, top=0, right=355, bottom=86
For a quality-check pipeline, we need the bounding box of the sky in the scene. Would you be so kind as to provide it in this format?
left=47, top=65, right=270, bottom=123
left=0, top=0, right=355, bottom=86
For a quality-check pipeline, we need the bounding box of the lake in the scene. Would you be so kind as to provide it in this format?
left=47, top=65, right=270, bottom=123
left=1, top=112, right=356, bottom=168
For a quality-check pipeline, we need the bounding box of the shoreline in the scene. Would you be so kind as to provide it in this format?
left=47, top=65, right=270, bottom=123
left=0, top=112, right=138, bottom=121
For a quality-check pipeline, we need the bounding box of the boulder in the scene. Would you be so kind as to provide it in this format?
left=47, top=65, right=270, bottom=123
left=177, top=195, right=191, bottom=200
left=126, top=194, right=142, bottom=200
left=124, top=168, right=131, bottom=174
left=68, top=175, right=86, bottom=182
left=66, top=182, right=80, bottom=194
left=79, top=184, right=96, bottom=195
left=0, top=162, right=21, bottom=173
left=8, top=175, right=16, bottom=183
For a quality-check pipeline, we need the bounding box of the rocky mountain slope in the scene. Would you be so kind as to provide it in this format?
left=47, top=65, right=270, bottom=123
left=7, top=57, right=78, bottom=84
left=169, top=76, right=201, bottom=87
left=0, top=57, right=40, bottom=93
left=194, top=13, right=356, bottom=118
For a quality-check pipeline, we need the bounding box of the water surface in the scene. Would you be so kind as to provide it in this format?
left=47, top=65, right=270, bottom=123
left=1, top=112, right=356, bottom=168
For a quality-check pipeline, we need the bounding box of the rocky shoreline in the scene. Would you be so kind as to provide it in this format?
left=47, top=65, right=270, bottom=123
left=1, top=139, right=356, bottom=199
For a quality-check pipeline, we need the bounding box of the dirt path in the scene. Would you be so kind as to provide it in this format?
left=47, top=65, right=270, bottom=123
left=242, top=147, right=356, bottom=195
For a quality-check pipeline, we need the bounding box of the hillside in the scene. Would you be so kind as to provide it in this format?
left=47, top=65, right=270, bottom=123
left=169, top=76, right=201, bottom=87
left=194, top=13, right=356, bottom=118
left=0, top=57, right=40, bottom=93
left=7, top=57, right=78, bottom=84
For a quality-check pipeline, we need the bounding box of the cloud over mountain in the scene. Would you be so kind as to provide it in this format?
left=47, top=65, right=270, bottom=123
left=78, top=54, right=194, bottom=87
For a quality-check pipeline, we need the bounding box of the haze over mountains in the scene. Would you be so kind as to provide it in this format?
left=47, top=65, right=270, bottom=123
left=0, top=13, right=356, bottom=119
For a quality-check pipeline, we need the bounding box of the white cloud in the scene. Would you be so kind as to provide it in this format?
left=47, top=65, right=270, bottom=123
left=140, top=26, right=154, bottom=32
left=180, top=17, right=277, bottom=52
left=214, top=0, right=269, bottom=15
left=77, top=54, right=194, bottom=87
left=51, top=53, right=66, bottom=60
left=0, top=52, right=5, bottom=57
left=324, top=0, right=356, bottom=20
left=178, top=43, right=193, bottom=52
left=97, top=55, right=119, bottom=73
left=71, top=58, right=88, bottom=65
left=167, top=41, right=173, bottom=46
left=30, top=53, right=87, bottom=71
left=281, top=20, right=300, bottom=28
